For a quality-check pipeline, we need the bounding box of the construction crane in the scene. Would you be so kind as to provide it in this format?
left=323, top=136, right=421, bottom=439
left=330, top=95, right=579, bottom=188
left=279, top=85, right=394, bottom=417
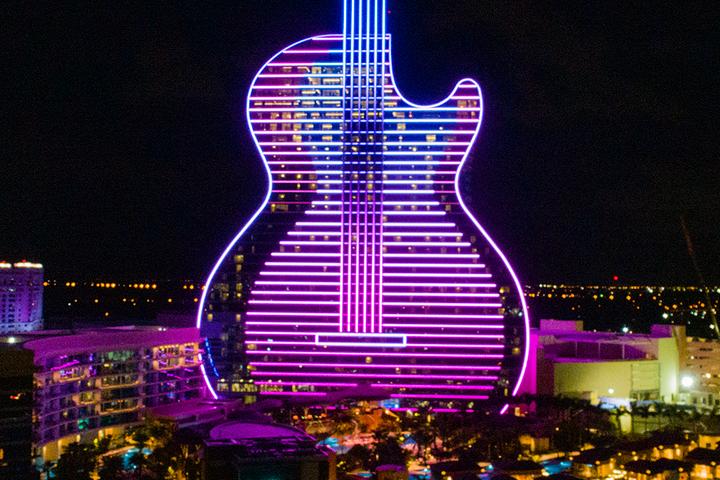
left=681, top=216, right=719, bottom=339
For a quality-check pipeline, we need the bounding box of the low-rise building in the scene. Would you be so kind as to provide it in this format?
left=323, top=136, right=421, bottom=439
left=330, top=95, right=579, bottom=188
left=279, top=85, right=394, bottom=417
left=520, top=320, right=684, bottom=408
left=0, top=325, right=206, bottom=475
left=202, top=421, right=336, bottom=480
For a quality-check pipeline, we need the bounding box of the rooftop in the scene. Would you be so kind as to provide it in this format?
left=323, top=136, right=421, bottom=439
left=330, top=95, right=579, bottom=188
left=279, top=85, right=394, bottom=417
left=1, top=326, right=200, bottom=363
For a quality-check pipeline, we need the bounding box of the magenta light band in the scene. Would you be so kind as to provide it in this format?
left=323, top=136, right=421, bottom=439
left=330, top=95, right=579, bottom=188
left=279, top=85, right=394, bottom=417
left=251, top=130, right=475, bottom=135
left=246, top=331, right=505, bottom=340
left=199, top=358, right=219, bottom=400
left=382, top=190, right=436, bottom=194
left=246, top=311, right=337, bottom=317
left=384, top=313, right=502, bottom=320
left=390, top=394, right=489, bottom=400
left=382, top=211, right=446, bottom=216
left=250, top=371, right=499, bottom=381
left=259, top=271, right=339, bottom=276
left=384, top=241, right=471, bottom=247
left=259, top=391, right=328, bottom=397
left=382, top=291, right=499, bottom=298
left=251, top=84, right=345, bottom=89
left=384, top=222, right=454, bottom=227
left=265, top=261, right=340, bottom=266
left=245, top=350, right=504, bottom=358
left=250, top=96, right=345, bottom=101
left=382, top=273, right=491, bottom=278
left=255, top=381, right=359, bottom=387
left=249, top=300, right=339, bottom=305
left=382, top=282, right=495, bottom=287
left=384, top=302, right=501, bottom=308
left=285, top=232, right=341, bottom=237
left=250, top=362, right=501, bottom=371
left=245, top=341, right=503, bottom=349
left=383, top=263, right=485, bottom=268
left=251, top=291, right=339, bottom=296
left=247, top=322, right=338, bottom=327
left=254, top=281, right=338, bottom=286
left=382, top=324, right=503, bottom=330
left=270, top=252, right=341, bottom=257
left=251, top=119, right=343, bottom=123
left=384, top=170, right=456, bottom=175
left=381, top=232, right=463, bottom=237
left=371, top=384, right=494, bottom=390
left=382, top=201, right=439, bottom=206
left=279, top=240, right=341, bottom=245
left=382, top=254, right=480, bottom=259
left=296, top=222, right=341, bottom=226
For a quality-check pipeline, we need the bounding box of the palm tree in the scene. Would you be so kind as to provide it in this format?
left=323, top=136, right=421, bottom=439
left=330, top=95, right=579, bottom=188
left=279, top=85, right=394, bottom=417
left=55, top=442, right=98, bottom=480
left=98, top=455, right=126, bottom=480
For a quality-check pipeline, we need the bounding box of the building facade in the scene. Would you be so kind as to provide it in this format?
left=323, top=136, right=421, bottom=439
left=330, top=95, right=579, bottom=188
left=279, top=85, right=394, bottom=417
left=0, top=261, right=43, bottom=334
left=0, top=326, right=206, bottom=476
left=519, top=320, right=684, bottom=406
left=683, top=336, right=720, bottom=408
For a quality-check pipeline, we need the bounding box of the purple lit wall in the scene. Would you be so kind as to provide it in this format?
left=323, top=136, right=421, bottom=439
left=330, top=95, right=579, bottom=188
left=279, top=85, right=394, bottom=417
left=198, top=0, right=529, bottom=406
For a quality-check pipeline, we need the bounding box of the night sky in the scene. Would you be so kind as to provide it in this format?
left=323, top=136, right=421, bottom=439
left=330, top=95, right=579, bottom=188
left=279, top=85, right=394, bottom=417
left=3, top=1, right=719, bottom=283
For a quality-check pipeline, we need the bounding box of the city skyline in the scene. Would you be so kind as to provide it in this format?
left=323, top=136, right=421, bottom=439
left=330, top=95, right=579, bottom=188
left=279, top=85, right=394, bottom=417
left=4, top=1, right=719, bottom=283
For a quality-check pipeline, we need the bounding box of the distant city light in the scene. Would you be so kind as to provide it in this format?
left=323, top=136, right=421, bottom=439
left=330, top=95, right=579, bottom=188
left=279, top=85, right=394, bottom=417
left=681, top=375, right=694, bottom=388
left=621, top=326, right=629, bottom=333
left=7, top=336, right=17, bottom=344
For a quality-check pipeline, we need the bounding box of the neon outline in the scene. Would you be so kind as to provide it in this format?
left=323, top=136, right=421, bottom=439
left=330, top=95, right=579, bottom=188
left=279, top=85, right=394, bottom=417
left=197, top=0, right=530, bottom=403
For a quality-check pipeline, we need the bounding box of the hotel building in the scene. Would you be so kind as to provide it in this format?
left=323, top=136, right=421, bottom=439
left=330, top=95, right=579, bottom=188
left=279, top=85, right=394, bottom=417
left=0, top=261, right=43, bottom=334
left=519, top=320, right=684, bottom=406
left=0, top=326, right=205, bottom=477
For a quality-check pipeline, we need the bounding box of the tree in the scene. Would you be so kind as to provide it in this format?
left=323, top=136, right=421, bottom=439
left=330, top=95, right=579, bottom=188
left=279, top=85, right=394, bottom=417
left=55, top=442, right=98, bottom=480
left=98, top=455, right=126, bottom=480
left=369, top=433, right=410, bottom=471
left=337, top=444, right=372, bottom=474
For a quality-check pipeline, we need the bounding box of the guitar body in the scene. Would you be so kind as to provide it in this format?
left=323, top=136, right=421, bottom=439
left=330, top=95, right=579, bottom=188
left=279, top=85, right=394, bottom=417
left=199, top=7, right=529, bottom=408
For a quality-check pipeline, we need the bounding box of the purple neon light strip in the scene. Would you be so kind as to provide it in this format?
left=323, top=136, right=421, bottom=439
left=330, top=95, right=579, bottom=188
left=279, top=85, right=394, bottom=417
left=382, top=291, right=499, bottom=297
left=255, top=382, right=358, bottom=387
left=383, top=273, right=491, bottom=278
left=250, top=362, right=501, bottom=371
left=251, top=291, right=339, bottom=296
left=384, top=302, right=501, bottom=307
left=250, top=371, right=499, bottom=380
left=371, top=384, right=494, bottom=390
left=246, top=342, right=504, bottom=351
left=391, top=394, right=489, bottom=400
left=381, top=324, right=504, bottom=330
left=258, top=391, right=327, bottom=397
left=382, top=282, right=495, bottom=287
left=245, top=349, right=504, bottom=357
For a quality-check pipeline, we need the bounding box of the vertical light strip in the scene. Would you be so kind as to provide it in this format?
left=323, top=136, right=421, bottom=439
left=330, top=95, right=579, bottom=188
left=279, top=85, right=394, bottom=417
left=354, top=0, right=362, bottom=333
left=362, top=0, right=371, bottom=333
left=339, top=0, right=348, bottom=332
left=378, top=0, right=387, bottom=333
left=347, top=0, right=356, bottom=333
left=370, top=0, right=379, bottom=333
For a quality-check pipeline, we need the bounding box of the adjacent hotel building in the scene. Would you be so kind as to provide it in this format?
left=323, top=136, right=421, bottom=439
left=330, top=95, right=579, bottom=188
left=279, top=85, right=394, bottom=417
left=519, top=319, right=720, bottom=415
left=0, top=261, right=43, bottom=334
left=0, top=326, right=205, bottom=478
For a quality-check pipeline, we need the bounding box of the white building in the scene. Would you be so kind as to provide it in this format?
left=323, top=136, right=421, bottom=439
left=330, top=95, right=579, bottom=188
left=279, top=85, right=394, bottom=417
left=0, top=261, right=44, bottom=334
